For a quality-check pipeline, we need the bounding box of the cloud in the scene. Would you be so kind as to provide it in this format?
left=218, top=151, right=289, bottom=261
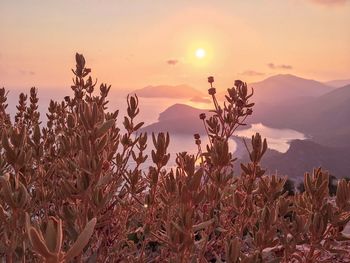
left=309, top=0, right=348, bottom=6
left=166, top=59, right=178, bottom=65
left=239, top=70, right=265, bottom=76
left=267, top=63, right=293, bottom=70
left=19, top=69, right=35, bottom=75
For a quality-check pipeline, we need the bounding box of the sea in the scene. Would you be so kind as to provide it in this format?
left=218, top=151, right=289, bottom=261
left=6, top=88, right=305, bottom=168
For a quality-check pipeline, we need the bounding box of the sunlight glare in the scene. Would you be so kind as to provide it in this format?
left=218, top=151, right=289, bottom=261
left=195, top=48, right=206, bottom=59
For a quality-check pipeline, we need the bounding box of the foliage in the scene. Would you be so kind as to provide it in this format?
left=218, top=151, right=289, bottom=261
left=0, top=54, right=350, bottom=262
left=298, top=174, right=339, bottom=196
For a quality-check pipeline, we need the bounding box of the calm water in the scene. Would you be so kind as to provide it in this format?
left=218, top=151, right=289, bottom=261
left=6, top=89, right=305, bottom=167
left=236, top=123, right=305, bottom=153
left=147, top=124, right=305, bottom=167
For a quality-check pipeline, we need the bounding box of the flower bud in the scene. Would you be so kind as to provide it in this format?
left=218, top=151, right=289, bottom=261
left=208, top=87, right=216, bottom=95
left=234, top=80, right=243, bottom=88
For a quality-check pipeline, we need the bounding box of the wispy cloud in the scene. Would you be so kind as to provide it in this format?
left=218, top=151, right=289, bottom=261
left=19, top=69, right=35, bottom=75
left=309, top=0, right=348, bottom=6
left=267, top=63, right=293, bottom=70
left=166, top=59, right=178, bottom=65
left=239, top=70, right=265, bottom=76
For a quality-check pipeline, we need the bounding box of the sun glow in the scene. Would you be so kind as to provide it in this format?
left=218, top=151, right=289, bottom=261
left=195, top=48, right=206, bottom=59
left=186, top=42, right=213, bottom=67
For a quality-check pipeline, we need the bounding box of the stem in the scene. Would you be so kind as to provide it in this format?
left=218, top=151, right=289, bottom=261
left=201, top=119, right=213, bottom=148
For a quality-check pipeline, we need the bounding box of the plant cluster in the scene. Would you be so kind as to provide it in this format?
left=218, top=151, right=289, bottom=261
left=0, top=54, right=350, bottom=262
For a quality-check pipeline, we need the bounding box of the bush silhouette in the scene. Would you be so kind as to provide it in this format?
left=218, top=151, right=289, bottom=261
left=0, top=54, right=350, bottom=262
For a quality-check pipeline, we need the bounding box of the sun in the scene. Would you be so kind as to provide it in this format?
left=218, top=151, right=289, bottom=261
left=195, top=48, right=206, bottom=59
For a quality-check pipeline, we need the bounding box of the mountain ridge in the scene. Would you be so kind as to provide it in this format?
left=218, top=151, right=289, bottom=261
left=260, top=139, right=350, bottom=179
left=132, top=84, right=204, bottom=99
left=249, top=74, right=333, bottom=105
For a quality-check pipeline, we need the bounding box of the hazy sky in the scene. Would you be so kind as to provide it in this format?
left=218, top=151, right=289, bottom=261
left=1, top=0, right=349, bottom=91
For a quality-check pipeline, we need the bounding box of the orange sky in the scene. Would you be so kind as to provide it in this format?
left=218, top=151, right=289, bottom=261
left=1, top=0, right=349, bottom=91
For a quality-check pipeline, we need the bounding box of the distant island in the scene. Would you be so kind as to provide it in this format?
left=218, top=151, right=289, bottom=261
left=143, top=74, right=346, bottom=138
left=132, top=84, right=204, bottom=99
left=142, top=74, right=350, bottom=179
left=248, top=140, right=350, bottom=180
left=248, top=74, right=334, bottom=104
left=141, top=103, right=209, bottom=134
left=190, top=96, right=211, bottom=104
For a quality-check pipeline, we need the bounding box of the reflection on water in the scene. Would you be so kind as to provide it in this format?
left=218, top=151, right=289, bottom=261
left=136, top=122, right=305, bottom=168
left=236, top=123, right=306, bottom=153
left=166, top=123, right=305, bottom=163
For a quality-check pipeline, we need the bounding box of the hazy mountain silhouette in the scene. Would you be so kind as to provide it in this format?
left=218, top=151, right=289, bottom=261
left=190, top=96, right=211, bottom=104
left=260, top=140, right=350, bottom=179
left=141, top=103, right=209, bottom=134
left=143, top=76, right=350, bottom=149
left=143, top=74, right=335, bottom=134
left=142, top=101, right=350, bottom=180
left=132, top=84, right=204, bottom=99
left=158, top=104, right=207, bottom=121
left=252, top=84, right=350, bottom=147
left=296, top=84, right=350, bottom=146
left=324, top=79, right=350, bottom=88
left=249, top=74, right=333, bottom=105
left=216, top=74, right=334, bottom=119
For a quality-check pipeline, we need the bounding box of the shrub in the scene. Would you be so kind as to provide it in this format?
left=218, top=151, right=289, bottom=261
left=0, top=54, right=350, bottom=262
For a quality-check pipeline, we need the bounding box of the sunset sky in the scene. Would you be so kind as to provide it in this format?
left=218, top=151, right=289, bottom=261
left=1, top=0, right=349, bottom=91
